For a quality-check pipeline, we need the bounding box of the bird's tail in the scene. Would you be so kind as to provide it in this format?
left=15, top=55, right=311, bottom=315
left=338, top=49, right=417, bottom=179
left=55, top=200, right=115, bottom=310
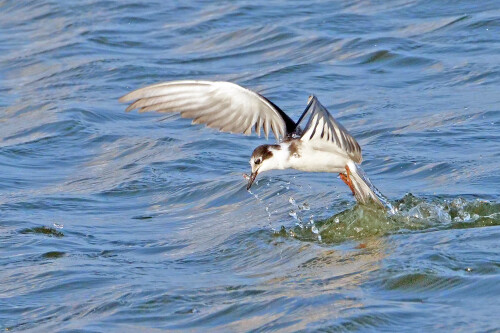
left=347, top=161, right=394, bottom=212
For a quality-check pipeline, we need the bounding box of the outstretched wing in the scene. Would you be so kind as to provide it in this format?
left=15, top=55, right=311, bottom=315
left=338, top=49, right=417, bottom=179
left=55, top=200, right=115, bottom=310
left=119, top=80, right=296, bottom=141
left=299, top=96, right=362, bottom=163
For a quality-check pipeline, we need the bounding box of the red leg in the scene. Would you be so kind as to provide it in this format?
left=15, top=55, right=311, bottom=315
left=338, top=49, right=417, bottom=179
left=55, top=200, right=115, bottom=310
left=339, top=165, right=355, bottom=195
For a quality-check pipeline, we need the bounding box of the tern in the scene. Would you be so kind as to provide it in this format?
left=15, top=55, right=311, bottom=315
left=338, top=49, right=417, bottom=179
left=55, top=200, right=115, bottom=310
left=120, top=80, right=390, bottom=209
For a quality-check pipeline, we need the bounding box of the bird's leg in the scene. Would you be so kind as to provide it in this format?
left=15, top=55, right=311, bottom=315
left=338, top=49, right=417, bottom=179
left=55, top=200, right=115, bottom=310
left=339, top=165, right=355, bottom=195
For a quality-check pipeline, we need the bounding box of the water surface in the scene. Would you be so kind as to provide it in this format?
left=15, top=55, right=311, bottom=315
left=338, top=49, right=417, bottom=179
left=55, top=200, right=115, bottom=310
left=1, top=0, right=499, bottom=331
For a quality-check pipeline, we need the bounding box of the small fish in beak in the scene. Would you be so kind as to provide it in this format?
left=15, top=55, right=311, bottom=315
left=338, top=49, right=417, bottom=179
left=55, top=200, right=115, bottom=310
left=246, top=171, right=258, bottom=190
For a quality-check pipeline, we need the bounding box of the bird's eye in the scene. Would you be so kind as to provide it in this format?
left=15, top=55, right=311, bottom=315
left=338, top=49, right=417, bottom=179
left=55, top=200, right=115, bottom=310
left=254, top=158, right=261, bottom=165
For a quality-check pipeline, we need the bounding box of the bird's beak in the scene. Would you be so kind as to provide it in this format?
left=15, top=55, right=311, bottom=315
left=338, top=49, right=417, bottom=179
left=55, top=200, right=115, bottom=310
left=246, top=170, right=258, bottom=190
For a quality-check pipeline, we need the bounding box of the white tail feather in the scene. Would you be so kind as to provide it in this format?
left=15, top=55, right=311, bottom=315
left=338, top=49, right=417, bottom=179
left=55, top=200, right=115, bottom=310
left=347, top=162, right=394, bottom=212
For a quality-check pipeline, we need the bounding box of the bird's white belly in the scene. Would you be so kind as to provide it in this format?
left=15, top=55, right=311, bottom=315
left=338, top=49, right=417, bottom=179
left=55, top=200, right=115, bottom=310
left=289, top=148, right=347, bottom=173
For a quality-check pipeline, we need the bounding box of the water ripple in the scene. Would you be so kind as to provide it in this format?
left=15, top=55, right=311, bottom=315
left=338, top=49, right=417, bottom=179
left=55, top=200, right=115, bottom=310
left=1, top=0, right=500, bottom=331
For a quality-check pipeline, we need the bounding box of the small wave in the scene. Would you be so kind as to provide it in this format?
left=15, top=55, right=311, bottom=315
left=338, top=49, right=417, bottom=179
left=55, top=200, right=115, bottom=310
left=20, top=226, right=64, bottom=238
left=396, top=15, right=469, bottom=37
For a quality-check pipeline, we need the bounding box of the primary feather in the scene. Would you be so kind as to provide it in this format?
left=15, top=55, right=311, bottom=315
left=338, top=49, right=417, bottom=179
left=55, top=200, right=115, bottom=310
left=119, top=80, right=295, bottom=141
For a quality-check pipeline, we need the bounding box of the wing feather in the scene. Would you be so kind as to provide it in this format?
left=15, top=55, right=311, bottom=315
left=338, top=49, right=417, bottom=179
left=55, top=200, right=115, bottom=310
left=120, top=80, right=295, bottom=141
left=255, top=117, right=263, bottom=137
left=299, top=96, right=362, bottom=163
left=263, top=119, right=270, bottom=139
left=125, top=93, right=205, bottom=112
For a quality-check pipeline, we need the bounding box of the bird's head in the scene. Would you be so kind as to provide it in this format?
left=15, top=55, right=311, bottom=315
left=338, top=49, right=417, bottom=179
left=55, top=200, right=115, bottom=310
left=246, top=144, right=282, bottom=190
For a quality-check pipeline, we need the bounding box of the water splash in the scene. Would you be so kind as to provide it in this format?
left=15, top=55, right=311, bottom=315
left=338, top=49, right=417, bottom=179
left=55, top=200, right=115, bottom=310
left=285, top=194, right=500, bottom=244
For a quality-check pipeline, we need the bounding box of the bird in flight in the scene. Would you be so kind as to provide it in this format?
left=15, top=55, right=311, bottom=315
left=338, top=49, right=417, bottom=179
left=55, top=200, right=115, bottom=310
left=120, top=80, right=390, bottom=209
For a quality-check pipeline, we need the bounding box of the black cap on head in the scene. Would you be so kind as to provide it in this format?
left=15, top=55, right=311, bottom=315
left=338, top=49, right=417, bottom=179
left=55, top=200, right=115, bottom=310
left=251, top=144, right=280, bottom=161
left=247, top=145, right=280, bottom=190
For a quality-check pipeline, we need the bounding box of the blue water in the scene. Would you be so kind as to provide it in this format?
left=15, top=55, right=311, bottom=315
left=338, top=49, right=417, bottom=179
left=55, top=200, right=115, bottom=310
left=1, top=1, right=500, bottom=331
